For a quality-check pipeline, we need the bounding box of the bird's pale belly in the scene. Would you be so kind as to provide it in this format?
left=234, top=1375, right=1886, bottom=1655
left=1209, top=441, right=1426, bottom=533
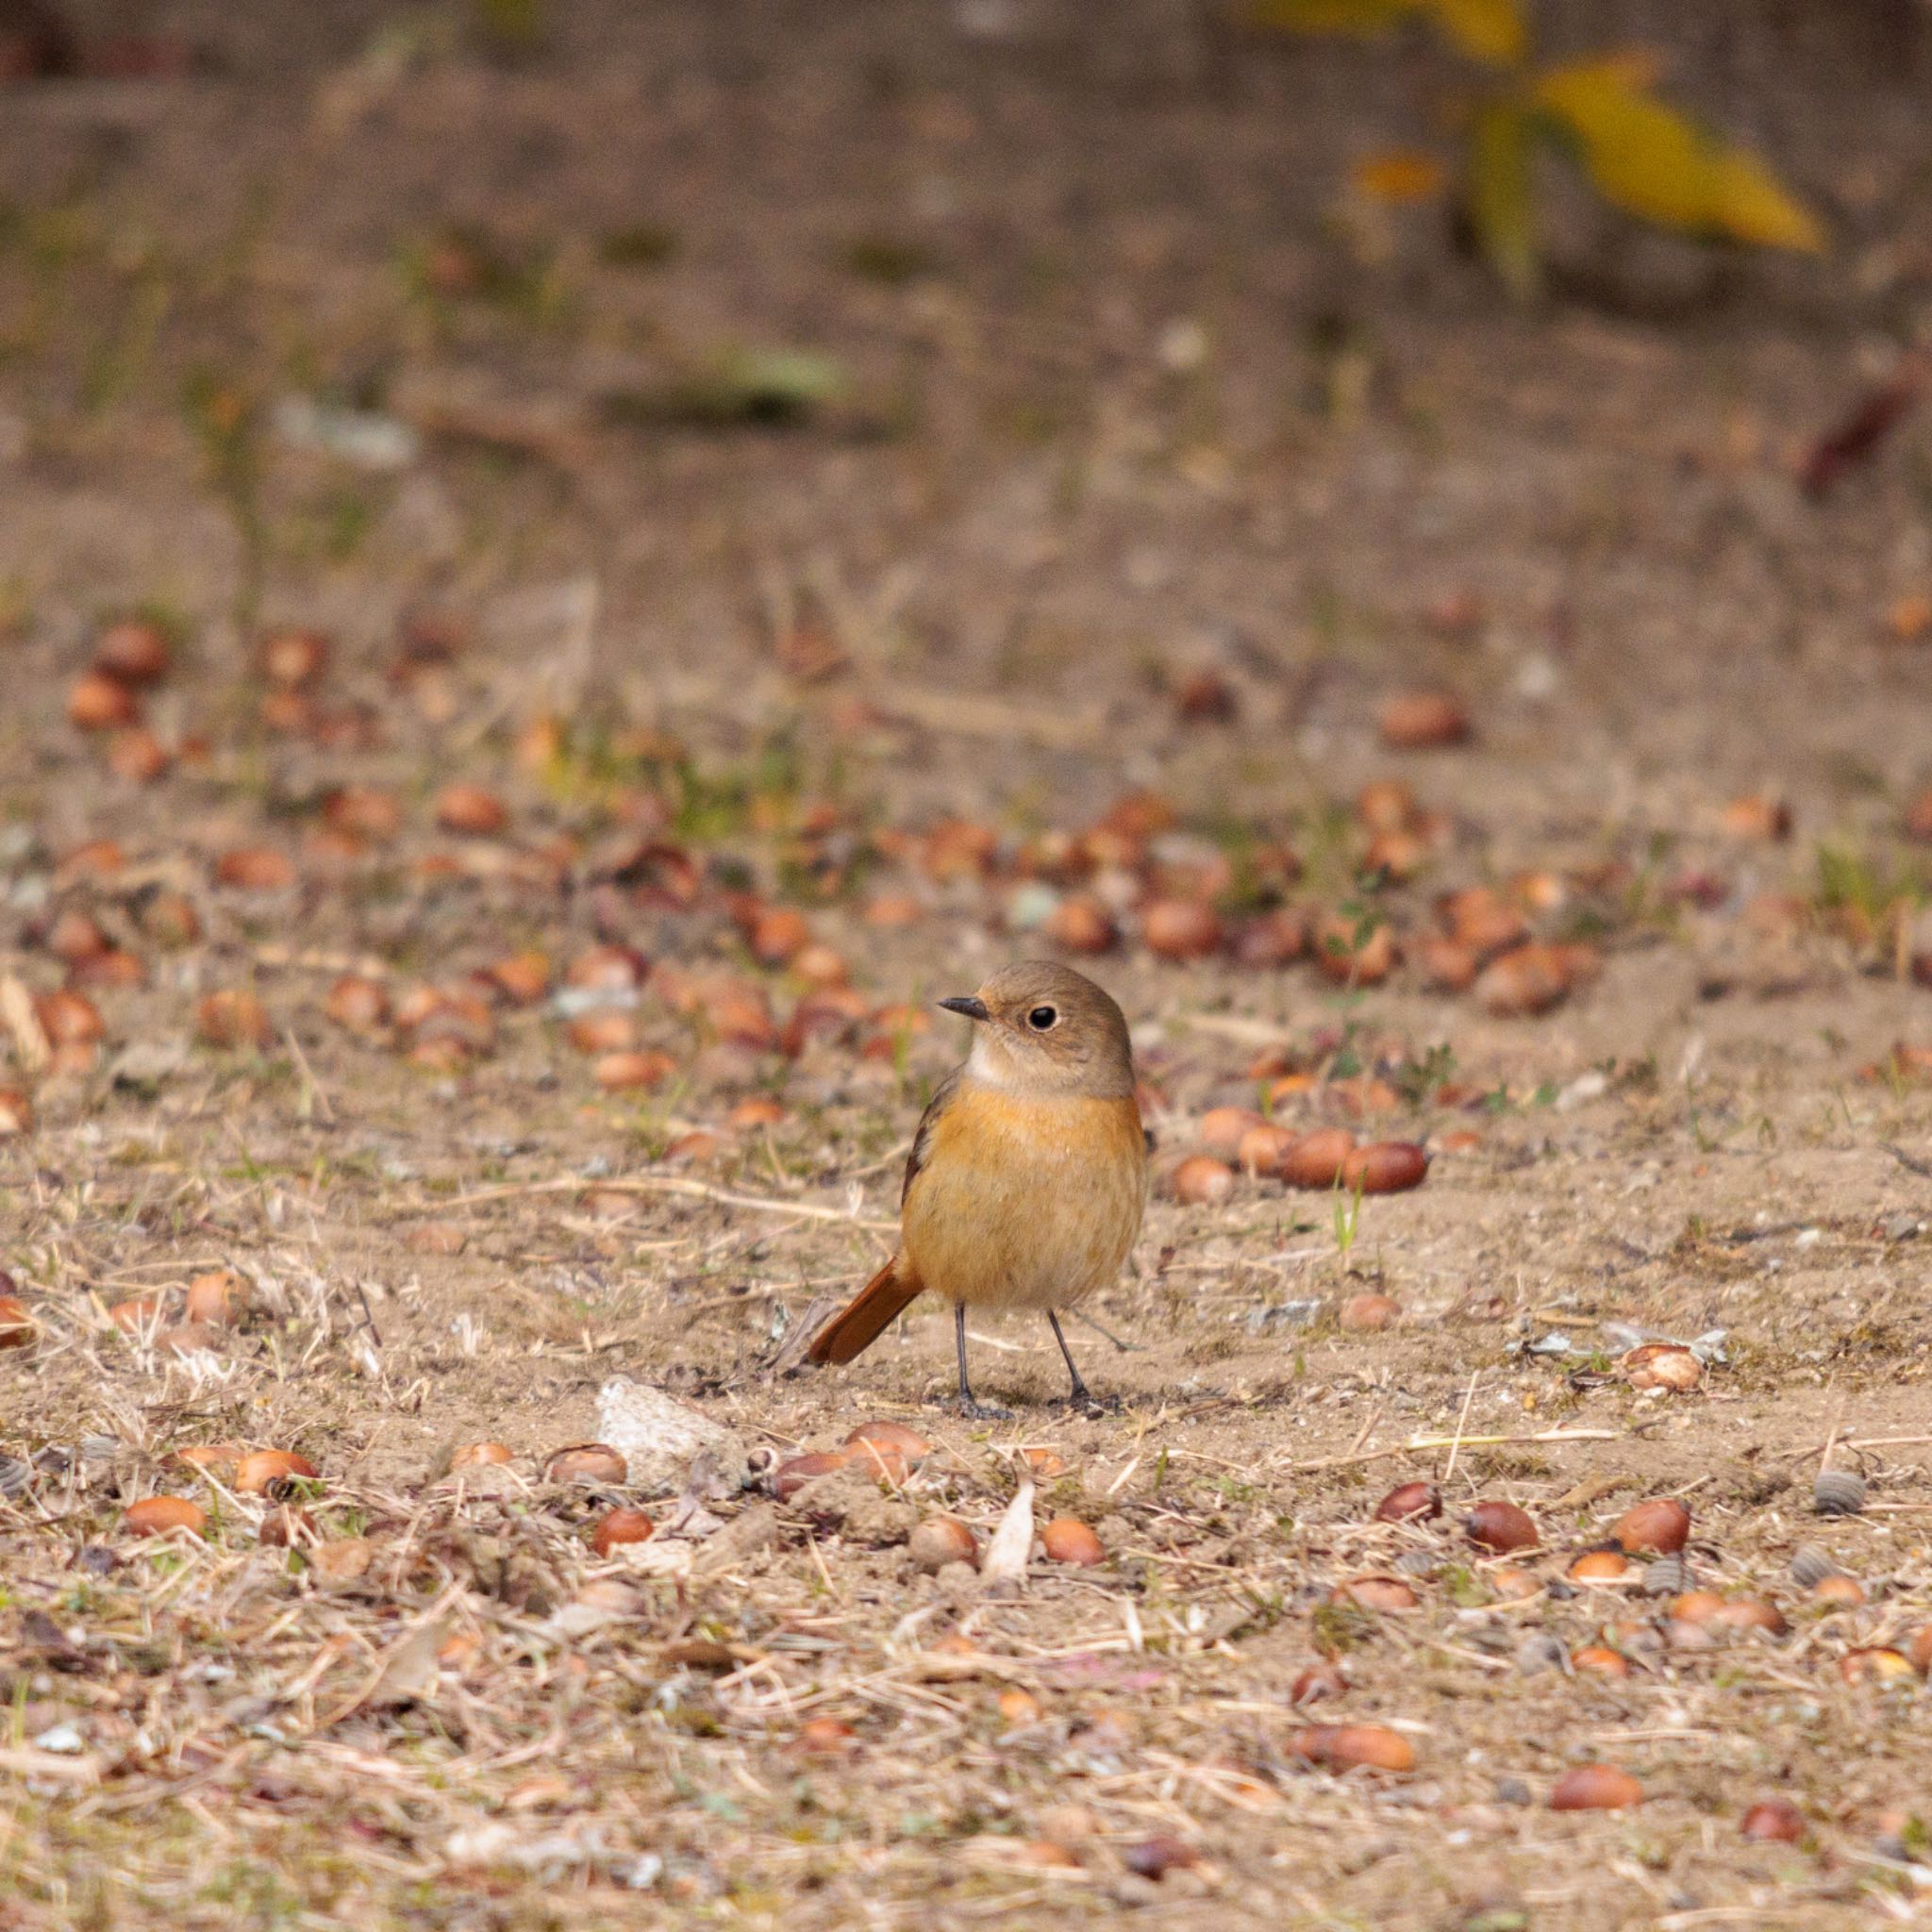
left=900, top=1086, right=1147, bottom=1312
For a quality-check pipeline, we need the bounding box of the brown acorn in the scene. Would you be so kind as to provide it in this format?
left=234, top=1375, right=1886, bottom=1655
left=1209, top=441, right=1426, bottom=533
left=1171, top=1156, right=1235, bottom=1206
left=1374, top=1480, right=1441, bottom=1524
left=1278, top=1127, right=1357, bottom=1190
left=1549, top=1764, right=1643, bottom=1811
left=1377, top=691, right=1470, bottom=750
left=1041, top=1519, right=1106, bottom=1566
left=544, top=1444, right=627, bottom=1487
left=93, top=618, right=171, bottom=685
left=591, top=1507, right=656, bottom=1556
left=1341, top=1141, right=1428, bottom=1194
left=1466, top=1500, right=1538, bottom=1553
left=1611, top=1498, right=1690, bottom=1555
left=1289, top=1724, right=1416, bottom=1773
left=125, top=1496, right=207, bottom=1538
left=908, top=1516, right=978, bottom=1573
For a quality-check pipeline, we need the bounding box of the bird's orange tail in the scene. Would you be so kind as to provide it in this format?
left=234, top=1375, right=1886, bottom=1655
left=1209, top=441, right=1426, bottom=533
left=806, top=1257, right=924, bottom=1366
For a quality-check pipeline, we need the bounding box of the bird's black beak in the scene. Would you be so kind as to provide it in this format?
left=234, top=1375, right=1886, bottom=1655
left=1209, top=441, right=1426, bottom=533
left=938, top=995, right=990, bottom=1023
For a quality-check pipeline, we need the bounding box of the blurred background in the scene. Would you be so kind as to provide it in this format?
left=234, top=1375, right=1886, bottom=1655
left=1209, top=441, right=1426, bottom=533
left=1, top=0, right=1929, bottom=831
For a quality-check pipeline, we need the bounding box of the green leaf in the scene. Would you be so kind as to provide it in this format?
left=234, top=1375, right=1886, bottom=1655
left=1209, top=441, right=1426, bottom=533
left=1420, top=0, right=1525, bottom=66
left=1534, top=57, right=1824, bottom=252
left=1467, top=99, right=1540, bottom=299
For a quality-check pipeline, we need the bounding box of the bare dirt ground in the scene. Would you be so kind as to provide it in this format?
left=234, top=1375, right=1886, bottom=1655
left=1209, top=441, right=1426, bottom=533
left=6, top=3, right=1932, bottom=1926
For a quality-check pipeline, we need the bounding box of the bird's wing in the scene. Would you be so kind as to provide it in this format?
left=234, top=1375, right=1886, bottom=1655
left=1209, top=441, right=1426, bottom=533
left=902, top=1068, right=962, bottom=1208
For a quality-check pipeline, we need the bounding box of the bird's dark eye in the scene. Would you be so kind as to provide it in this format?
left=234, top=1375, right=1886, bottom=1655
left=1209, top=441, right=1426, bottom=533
left=1027, top=1006, right=1058, bottom=1031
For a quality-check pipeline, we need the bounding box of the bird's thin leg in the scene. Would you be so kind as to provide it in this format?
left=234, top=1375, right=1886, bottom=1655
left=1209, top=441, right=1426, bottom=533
left=1047, top=1310, right=1104, bottom=1412
left=954, top=1305, right=1011, bottom=1419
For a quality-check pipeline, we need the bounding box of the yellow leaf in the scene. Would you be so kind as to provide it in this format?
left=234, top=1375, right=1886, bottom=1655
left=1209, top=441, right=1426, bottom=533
left=1534, top=58, right=1824, bottom=253
left=1246, top=0, right=1418, bottom=33
left=1352, top=150, right=1447, bottom=204
left=1466, top=100, right=1539, bottom=299
left=1420, top=0, right=1525, bottom=66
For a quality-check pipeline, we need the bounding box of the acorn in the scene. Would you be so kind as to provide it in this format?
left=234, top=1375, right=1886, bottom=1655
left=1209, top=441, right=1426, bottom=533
left=1141, top=899, right=1223, bottom=962
left=0, top=1296, right=35, bottom=1347
left=1570, top=1643, right=1630, bottom=1676
left=744, top=908, right=815, bottom=972
left=323, top=786, right=403, bottom=841
left=258, top=627, right=328, bottom=688
left=196, top=991, right=274, bottom=1050
left=1840, top=1646, right=1915, bottom=1685
left=1237, top=1124, right=1297, bottom=1177
left=1377, top=690, right=1469, bottom=750
left=1341, top=1141, right=1428, bottom=1194
left=1720, top=794, right=1791, bottom=841
left=1355, top=779, right=1417, bottom=833
left=1416, top=935, right=1478, bottom=992
left=1338, top=1293, right=1400, bottom=1332
left=1623, top=1344, right=1703, bottom=1392
left=1550, top=1765, right=1643, bottom=1811
left=773, top=1451, right=850, bottom=1501
left=1332, top=1574, right=1419, bottom=1611
left=591, top=1507, right=656, bottom=1556
left=185, top=1270, right=248, bottom=1327
left=1122, top=1835, right=1198, bottom=1880
left=1474, top=942, right=1570, bottom=1017
left=214, top=847, right=297, bottom=891
left=1567, top=1549, right=1631, bottom=1585
left=488, top=953, right=551, bottom=1005
left=1199, top=1107, right=1264, bottom=1155
left=908, top=1516, right=978, bottom=1573
left=544, top=1444, right=627, bottom=1486
left=107, top=728, right=170, bottom=783
left=568, top=1010, right=637, bottom=1054
left=0, top=1090, right=34, bottom=1137
left=93, top=618, right=171, bottom=685
left=1611, top=1498, right=1690, bottom=1555
left=325, top=974, right=390, bottom=1033
left=995, top=1687, right=1042, bottom=1725
left=1466, top=1501, right=1538, bottom=1553
left=1374, top=1480, right=1440, bottom=1524
left=1707, top=1597, right=1788, bottom=1638
left=236, top=1449, right=318, bottom=1494
left=68, top=672, right=139, bottom=731
left=1041, top=1519, right=1105, bottom=1566
left=1170, top=1156, right=1235, bottom=1206
left=844, top=1421, right=931, bottom=1467
left=35, top=989, right=103, bottom=1045
left=451, top=1441, right=513, bottom=1470
left=1812, top=1574, right=1867, bottom=1608
left=1278, top=1127, right=1357, bottom=1190
left=435, top=785, right=508, bottom=837
left=1233, top=908, right=1309, bottom=967
left=1740, top=1797, right=1806, bottom=1843
left=1289, top=1724, right=1416, bottom=1773
left=593, top=1050, right=675, bottom=1091
left=1043, top=896, right=1118, bottom=955
left=125, top=1496, right=207, bottom=1538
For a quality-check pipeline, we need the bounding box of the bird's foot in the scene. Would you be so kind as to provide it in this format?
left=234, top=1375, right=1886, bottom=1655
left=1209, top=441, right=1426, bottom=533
left=954, top=1395, right=1014, bottom=1422
left=1060, top=1387, right=1118, bottom=1419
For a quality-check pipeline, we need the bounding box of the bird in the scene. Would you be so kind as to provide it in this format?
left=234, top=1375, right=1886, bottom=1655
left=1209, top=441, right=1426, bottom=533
left=806, top=959, right=1148, bottom=1415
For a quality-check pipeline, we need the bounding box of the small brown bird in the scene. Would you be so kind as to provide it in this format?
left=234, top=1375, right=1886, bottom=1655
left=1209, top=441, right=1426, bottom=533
left=806, top=960, right=1148, bottom=1414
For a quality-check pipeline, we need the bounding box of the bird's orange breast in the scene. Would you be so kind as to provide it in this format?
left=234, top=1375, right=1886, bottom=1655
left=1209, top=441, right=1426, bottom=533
left=899, top=1084, right=1147, bottom=1312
